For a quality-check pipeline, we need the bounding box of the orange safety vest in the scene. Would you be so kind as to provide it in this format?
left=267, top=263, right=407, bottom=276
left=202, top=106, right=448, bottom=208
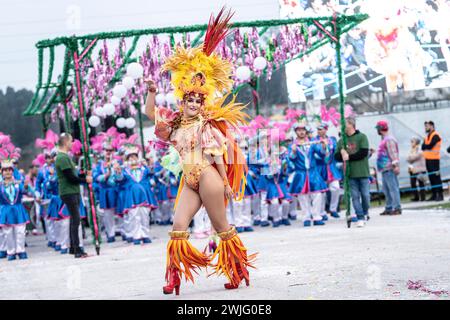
left=423, top=131, right=441, bottom=160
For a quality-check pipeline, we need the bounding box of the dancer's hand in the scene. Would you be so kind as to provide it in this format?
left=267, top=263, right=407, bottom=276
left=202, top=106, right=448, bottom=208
left=113, top=162, right=122, bottom=174
left=145, top=79, right=157, bottom=93
left=224, top=184, right=234, bottom=200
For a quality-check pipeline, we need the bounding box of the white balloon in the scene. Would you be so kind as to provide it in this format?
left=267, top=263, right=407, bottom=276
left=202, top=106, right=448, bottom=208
left=116, top=117, right=126, bottom=128
left=236, top=66, right=251, bottom=81
left=155, top=93, right=166, bottom=105
left=165, top=92, right=176, bottom=105
left=88, top=115, right=101, bottom=127
left=253, top=56, right=267, bottom=71
left=111, top=96, right=121, bottom=105
left=94, top=107, right=105, bottom=117
left=113, top=84, right=127, bottom=98
left=125, top=117, right=136, bottom=129
left=104, top=103, right=115, bottom=116
left=122, top=76, right=135, bottom=89
left=126, top=62, right=144, bottom=80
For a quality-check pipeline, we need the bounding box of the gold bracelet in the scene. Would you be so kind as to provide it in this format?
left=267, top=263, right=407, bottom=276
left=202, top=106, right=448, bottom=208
left=223, top=178, right=229, bottom=187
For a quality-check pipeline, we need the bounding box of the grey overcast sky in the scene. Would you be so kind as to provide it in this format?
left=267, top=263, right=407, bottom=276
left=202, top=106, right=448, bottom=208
left=0, top=0, right=279, bottom=91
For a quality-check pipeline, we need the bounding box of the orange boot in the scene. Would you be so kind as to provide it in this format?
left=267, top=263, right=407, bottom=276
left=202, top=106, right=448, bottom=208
left=163, top=230, right=210, bottom=295
left=209, top=226, right=257, bottom=290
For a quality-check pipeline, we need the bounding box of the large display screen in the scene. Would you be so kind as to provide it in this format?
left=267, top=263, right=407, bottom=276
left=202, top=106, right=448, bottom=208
left=279, top=0, right=450, bottom=102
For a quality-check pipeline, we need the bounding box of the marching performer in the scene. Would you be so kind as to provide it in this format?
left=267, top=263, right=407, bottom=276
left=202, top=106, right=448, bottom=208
left=246, top=137, right=264, bottom=226
left=315, top=123, right=343, bottom=219
left=288, top=123, right=328, bottom=227
left=114, top=146, right=128, bottom=241
left=112, top=145, right=157, bottom=245
left=0, top=159, right=30, bottom=261
left=278, top=144, right=293, bottom=226
left=144, top=7, right=256, bottom=295
left=93, top=141, right=118, bottom=243
left=252, top=132, right=271, bottom=227
left=262, top=140, right=285, bottom=228
left=35, top=151, right=59, bottom=248
left=234, top=140, right=255, bottom=233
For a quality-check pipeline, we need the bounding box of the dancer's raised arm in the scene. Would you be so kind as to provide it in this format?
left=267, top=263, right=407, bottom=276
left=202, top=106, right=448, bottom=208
left=144, top=79, right=157, bottom=121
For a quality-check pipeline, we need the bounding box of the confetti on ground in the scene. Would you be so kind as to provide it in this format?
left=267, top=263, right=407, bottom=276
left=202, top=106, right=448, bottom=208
left=407, top=280, right=449, bottom=297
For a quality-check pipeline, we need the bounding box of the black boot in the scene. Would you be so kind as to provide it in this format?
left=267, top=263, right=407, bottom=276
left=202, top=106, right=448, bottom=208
left=436, top=192, right=444, bottom=201
left=420, top=191, right=426, bottom=201
left=74, top=247, right=88, bottom=258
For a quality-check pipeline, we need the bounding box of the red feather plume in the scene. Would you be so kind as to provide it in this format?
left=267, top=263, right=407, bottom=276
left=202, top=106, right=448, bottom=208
left=202, top=6, right=234, bottom=56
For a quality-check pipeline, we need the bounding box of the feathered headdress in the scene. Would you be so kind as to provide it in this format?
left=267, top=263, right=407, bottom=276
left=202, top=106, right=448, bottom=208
left=124, top=145, right=140, bottom=159
left=70, top=139, right=83, bottom=156
left=32, top=154, right=47, bottom=167
left=35, top=130, right=59, bottom=152
left=0, top=132, right=20, bottom=166
left=162, top=7, right=250, bottom=209
left=161, top=7, right=234, bottom=106
left=1, top=159, right=14, bottom=170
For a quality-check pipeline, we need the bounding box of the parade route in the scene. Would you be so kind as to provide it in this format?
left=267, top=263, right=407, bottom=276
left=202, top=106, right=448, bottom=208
left=1, top=205, right=449, bottom=300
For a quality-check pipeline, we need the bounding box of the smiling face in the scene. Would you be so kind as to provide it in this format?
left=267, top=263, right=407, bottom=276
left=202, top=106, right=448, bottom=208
left=1, top=167, right=13, bottom=180
left=45, top=155, right=53, bottom=165
left=295, top=127, right=307, bottom=139
left=127, top=154, right=141, bottom=169
left=104, top=148, right=114, bottom=160
left=30, top=166, right=39, bottom=176
left=182, top=93, right=204, bottom=118
left=317, top=127, right=327, bottom=138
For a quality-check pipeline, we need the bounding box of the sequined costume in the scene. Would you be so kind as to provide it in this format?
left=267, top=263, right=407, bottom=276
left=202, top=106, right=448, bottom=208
left=156, top=113, right=229, bottom=192
left=152, top=7, right=256, bottom=295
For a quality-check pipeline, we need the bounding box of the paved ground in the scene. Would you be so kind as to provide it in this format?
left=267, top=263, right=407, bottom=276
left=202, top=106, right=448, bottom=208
left=1, top=203, right=450, bottom=300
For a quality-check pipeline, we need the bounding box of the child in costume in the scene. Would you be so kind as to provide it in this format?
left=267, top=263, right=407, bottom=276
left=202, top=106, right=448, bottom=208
left=233, top=140, right=255, bottom=233
left=144, top=8, right=256, bottom=295
left=93, top=141, right=119, bottom=242
left=114, top=147, right=130, bottom=241
left=252, top=132, right=271, bottom=227
left=35, top=151, right=59, bottom=248
left=112, top=145, right=157, bottom=245
left=288, top=123, right=328, bottom=227
left=315, top=122, right=343, bottom=219
left=34, top=130, right=59, bottom=247
left=0, top=160, right=30, bottom=261
left=247, top=137, right=263, bottom=225
left=262, top=152, right=285, bottom=228
left=277, top=145, right=293, bottom=226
